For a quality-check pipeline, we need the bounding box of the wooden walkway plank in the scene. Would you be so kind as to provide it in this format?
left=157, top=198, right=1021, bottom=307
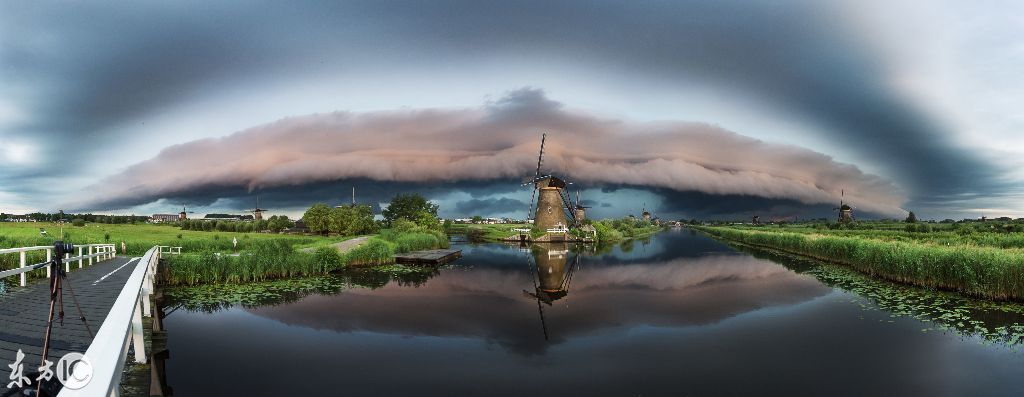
left=0, top=256, right=137, bottom=372
left=394, top=249, right=462, bottom=265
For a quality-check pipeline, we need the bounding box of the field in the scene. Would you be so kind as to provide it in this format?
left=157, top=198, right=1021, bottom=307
left=1, top=221, right=362, bottom=284
left=446, top=223, right=531, bottom=241
left=693, top=222, right=1024, bottom=301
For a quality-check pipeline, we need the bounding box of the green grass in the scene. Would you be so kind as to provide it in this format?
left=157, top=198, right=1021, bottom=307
left=695, top=225, right=1024, bottom=301
left=447, top=223, right=531, bottom=241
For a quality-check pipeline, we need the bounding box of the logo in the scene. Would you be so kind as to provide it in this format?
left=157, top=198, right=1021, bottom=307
left=55, top=353, right=92, bottom=389
left=7, top=351, right=91, bottom=390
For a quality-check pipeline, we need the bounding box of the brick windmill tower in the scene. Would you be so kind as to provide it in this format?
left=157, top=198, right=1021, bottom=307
left=178, top=204, right=194, bottom=221
left=248, top=195, right=269, bottom=221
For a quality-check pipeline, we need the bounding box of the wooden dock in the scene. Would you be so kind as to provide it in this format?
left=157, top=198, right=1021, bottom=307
left=394, top=249, right=462, bottom=265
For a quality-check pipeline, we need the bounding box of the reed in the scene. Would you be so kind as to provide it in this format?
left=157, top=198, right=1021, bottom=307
left=164, top=230, right=448, bottom=285
left=696, top=226, right=1024, bottom=301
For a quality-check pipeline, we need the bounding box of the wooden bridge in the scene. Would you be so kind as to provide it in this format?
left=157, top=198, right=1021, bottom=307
left=1, top=244, right=172, bottom=396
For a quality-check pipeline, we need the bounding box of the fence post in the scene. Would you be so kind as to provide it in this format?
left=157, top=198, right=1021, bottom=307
left=46, top=248, right=52, bottom=279
left=131, top=299, right=147, bottom=364
left=89, top=245, right=93, bottom=266
left=64, top=253, right=69, bottom=273
left=19, top=251, right=26, bottom=287
left=78, top=246, right=83, bottom=269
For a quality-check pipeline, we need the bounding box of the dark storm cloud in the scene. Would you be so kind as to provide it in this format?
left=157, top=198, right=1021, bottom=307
left=453, top=198, right=528, bottom=216
left=349, top=0, right=1001, bottom=200
left=1, top=1, right=1002, bottom=213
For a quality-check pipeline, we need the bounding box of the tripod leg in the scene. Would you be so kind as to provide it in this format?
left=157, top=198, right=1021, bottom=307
left=37, top=269, right=59, bottom=397
left=62, top=276, right=94, bottom=338
left=57, top=277, right=65, bottom=327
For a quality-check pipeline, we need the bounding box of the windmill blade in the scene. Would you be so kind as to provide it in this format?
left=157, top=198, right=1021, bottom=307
left=560, top=189, right=576, bottom=224
left=526, top=133, right=547, bottom=220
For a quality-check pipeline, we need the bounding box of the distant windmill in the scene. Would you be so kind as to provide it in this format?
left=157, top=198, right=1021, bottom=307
left=248, top=195, right=269, bottom=221
left=833, top=190, right=854, bottom=223
left=178, top=204, right=195, bottom=221
left=573, top=190, right=591, bottom=226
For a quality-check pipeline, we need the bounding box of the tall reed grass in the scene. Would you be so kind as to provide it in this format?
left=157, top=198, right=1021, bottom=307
left=164, top=230, right=449, bottom=285
left=696, top=226, right=1024, bottom=300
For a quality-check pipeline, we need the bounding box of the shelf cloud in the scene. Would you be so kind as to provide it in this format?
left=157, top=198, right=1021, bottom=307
left=69, top=89, right=906, bottom=216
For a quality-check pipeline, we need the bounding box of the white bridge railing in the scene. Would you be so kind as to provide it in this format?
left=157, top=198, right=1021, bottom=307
left=0, top=243, right=117, bottom=287
left=158, top=246, right=182, bottom=256
left=60, top=245, right=162, bottom=397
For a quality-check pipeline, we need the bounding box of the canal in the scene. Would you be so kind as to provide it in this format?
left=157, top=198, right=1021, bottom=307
left=162, top=229, right=1024, bottom=396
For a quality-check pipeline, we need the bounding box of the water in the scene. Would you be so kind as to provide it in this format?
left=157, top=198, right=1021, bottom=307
left=163, top=230, right=1024, bottom=396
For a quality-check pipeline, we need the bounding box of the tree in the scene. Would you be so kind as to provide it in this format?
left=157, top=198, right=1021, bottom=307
left=905, top=211, right=917, bottom=223
left=348, top=205, right=377, bottom=235
left=471, top=215, right=483, bottom=224
left=268, top=215, right=293, bottom=233
left=303, top=203, right=333, bottom=235
left=382, top=194, right=439, bottom=227
left=329, top=206, right=354, bottom=235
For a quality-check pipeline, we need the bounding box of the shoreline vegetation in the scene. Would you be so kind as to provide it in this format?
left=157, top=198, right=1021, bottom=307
left=164, top=228, right=448, bottom=286
left=3, top=193, right=665, bottom=287
left=693, top=225, right=1024, bottom=301
left=447, top=218, right=666, bottom=244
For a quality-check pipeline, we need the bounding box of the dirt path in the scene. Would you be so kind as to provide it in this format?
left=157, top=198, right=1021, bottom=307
left=300, top=236, right=371, bottom=254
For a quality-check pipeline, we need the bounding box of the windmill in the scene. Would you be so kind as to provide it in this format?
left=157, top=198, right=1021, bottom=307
left=833, top=190, right=854, bottom=223
left=248, top=195, right=269, bottom=221
left=573, top=190, right=591, bottom=226
left=178, top=204, right=195, bottom=221
left=522, top=133, right=575, bottom=232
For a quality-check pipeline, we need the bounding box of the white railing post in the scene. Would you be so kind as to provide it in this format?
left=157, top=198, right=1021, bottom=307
left=141, top=260, right=152, bottom=318
left=64, top=252, right=70, bottom=272
left=131, top=299, right=147, bottom=364
left=19, top=251, right=26, bottom=287
left=89, top=245, right=94, bottom=266
left=46, top=248, right=52, bottom=278
left=78, top=246, right=83, bottom=269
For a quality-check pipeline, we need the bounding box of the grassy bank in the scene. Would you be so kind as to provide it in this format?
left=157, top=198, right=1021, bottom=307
left=694, top=225, right=1024, bottom=301
left=164, top=229, right=448, bottom=286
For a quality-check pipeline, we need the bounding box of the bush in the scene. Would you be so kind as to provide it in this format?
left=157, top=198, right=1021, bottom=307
left=346, top=239, right=395, bottom=265
left=313, top=246, right=344, bottom=271
left=71, top=218, right=85, bottom=227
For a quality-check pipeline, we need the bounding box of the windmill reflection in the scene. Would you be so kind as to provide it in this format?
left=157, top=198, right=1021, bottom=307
left=523, top=243, right=580, bottom=340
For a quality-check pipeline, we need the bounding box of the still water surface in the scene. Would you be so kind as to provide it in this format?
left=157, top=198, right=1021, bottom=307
left=164, top=230, right=1024, bottom=396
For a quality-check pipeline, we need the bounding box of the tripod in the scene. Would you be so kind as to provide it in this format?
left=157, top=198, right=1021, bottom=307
left=37, top=246, right=92, bottom=397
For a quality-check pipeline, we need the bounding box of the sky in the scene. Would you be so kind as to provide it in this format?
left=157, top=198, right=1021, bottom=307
left=1, top=0, right=1023, bottom=221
